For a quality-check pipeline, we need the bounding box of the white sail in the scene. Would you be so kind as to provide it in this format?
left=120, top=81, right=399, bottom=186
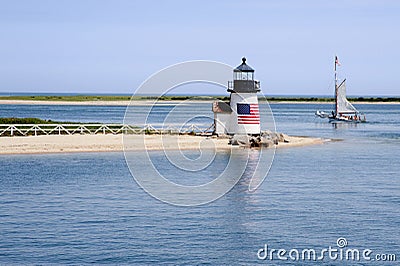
left=337, top=79, right=358, bottom=114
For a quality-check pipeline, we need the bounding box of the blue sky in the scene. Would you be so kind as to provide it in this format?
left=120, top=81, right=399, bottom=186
left=1, top=0, right=399, bottom=96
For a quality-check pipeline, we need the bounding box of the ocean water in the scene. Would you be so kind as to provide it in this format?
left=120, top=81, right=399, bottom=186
left=0, top=103, right=399, bottom=264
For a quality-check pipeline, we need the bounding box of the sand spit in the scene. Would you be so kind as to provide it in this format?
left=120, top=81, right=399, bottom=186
left=0, top=100, right=201, bottom=106
left=0, top=134, right=324, bottom=155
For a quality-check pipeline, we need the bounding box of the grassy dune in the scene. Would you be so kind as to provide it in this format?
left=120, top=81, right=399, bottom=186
left=266, top=96, right=400, bottom=102
left=0, top=117, right=63, bottom=124
left=0, top=95, right=399, bottom=102
left=0, top=95, right=223, bottom=101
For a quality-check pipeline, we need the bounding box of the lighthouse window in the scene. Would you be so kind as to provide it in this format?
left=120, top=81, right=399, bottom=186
left=237, top=72, right=247, bottom=80
left=235, top=72, right=254, bottom=80
left=235, top=72, right=242, bottom=80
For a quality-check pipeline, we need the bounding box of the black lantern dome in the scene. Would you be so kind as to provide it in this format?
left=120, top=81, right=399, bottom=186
left=234, top=57, right=254, bottom=72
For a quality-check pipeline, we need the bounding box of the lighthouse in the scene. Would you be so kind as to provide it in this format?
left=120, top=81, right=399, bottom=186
left=213, top=57, right=261, bottom=136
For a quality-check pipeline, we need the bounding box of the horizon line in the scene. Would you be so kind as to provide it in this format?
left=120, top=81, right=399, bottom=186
left=1, top=92, right=400, bottom=97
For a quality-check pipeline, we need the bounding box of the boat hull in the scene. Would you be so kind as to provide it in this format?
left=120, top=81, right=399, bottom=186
left=328, top=118, right=365, bottom=123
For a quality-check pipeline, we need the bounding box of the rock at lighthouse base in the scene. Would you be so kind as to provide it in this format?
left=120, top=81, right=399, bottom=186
left=228, top=130, right=290, bottom=148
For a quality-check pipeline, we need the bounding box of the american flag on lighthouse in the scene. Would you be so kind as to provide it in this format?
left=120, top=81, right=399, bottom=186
left=237, top=103, right=260, bottom=124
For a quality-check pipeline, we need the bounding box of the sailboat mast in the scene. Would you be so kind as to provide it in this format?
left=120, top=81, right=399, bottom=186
left=334, top=56, right=338, bottom=117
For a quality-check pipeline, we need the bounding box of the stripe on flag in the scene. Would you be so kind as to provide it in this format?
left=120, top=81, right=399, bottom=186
left=237, top=103, right=260, bottom=124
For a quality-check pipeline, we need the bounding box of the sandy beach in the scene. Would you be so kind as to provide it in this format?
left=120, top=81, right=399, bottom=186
left=0, top=100, right=213, bottom=106
left=0, top=134, right=324, bottom=155
left=0, top=100, right=135, bottom=106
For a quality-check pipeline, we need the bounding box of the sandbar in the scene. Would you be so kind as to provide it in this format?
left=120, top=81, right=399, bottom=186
left=0, top=134, right=324, bottom=155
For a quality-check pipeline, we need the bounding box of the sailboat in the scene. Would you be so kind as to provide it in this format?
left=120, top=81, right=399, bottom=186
left=316, top=56, right=366, bottom=123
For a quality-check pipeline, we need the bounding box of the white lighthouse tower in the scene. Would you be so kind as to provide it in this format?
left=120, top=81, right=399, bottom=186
left=229, top=57, right=261, bottom=135
left=213, top=57, right=261, bottom=136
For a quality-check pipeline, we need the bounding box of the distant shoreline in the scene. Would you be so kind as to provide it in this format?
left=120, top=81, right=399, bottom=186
left=0, top=95, right=400, bottom=104
left=0, top=99, right=399, bottom=106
